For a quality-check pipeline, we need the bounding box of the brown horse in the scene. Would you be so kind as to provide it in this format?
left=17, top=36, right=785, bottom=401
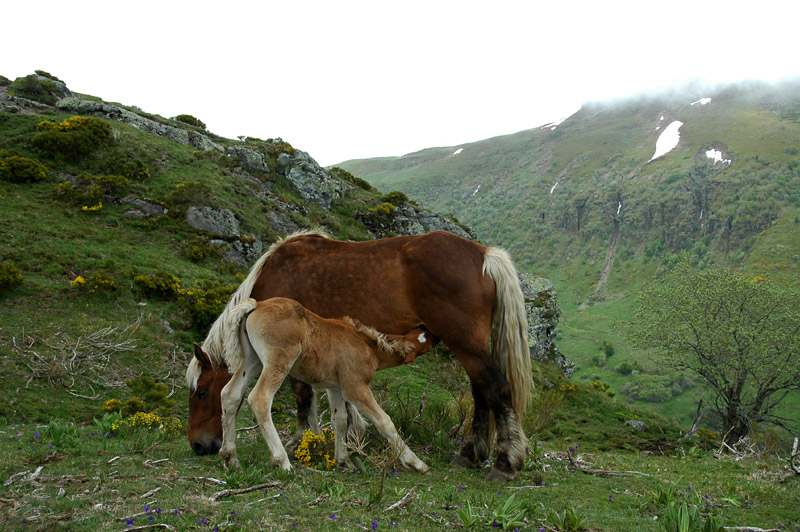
left=187, top=230, right=531, bottom=481
left=196, top=296, right=435, bottom=472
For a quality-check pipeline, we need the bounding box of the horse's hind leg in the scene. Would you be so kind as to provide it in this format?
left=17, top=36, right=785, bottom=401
left=455, top=354, right=526, bottom=482
left=344, top=385, right=429, bottom=474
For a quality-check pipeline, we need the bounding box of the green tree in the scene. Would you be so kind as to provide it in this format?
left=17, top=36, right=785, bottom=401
left=628, top=259, right=800, bottom=443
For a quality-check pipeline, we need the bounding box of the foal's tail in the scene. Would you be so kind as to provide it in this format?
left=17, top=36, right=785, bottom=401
left=220, top=298, right=259, bottom=370
left=482, top=248, right=532, bottom=420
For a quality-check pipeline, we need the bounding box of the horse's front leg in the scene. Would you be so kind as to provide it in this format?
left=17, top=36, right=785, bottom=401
left=219, top=355, right=260, bottom=470
left=285, top=377, right=318, bottom=457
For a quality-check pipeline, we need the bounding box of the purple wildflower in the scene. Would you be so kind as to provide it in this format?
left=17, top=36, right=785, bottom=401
left=330, top=513, right=337, bottom=520
left=126, top=518, right=134, bottom=527
left=371, top=519, right=379, bottom=530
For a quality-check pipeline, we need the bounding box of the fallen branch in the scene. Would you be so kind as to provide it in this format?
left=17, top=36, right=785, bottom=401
left=140, top=487, right=161, bottom=498
left=722, top=526, right=780, bottom=532
left=125, top=525, right=177, bottom=531
left=677, top=399, right=704, bottom=444
left=790, top=437, right=800, bottom=475
left=307, top=493, right=329, bottom=506
left=208, top=481, right=281, bottom=503
left=566, top=451, right=649, bottom=478
left=384, top=486, right=415, bottom=512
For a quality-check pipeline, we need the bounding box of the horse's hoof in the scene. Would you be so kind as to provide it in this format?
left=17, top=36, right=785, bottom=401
left=450, top=454, right=478, bottom=469
left=486, top=466, right=516, bottom=482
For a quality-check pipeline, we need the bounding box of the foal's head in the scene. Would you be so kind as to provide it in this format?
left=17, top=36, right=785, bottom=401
left=347, top=318, right=438, bottom=364
left=186, top=343, right=230, bottom=455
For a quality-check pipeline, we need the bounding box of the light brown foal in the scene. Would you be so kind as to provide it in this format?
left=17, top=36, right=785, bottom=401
left=201, top=297, right=435, bottom=473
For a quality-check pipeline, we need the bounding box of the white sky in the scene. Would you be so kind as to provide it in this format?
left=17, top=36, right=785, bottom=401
left=4, top=1, right=800, bottom=166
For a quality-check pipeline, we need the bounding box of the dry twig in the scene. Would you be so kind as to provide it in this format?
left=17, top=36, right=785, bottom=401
left=566, top=450, right=650, bottom=478
left=384, top=486, right=416, bottom=512
left=208, top=481, right=281, bottom=503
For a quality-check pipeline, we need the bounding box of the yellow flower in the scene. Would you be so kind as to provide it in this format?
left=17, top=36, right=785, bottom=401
left=70, top=276, right=86, bottom=288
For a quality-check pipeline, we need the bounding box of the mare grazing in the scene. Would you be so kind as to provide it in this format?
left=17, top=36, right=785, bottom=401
left=196, top=297, right=435, bottom=472
left=187, top=230, right=531, bottom=481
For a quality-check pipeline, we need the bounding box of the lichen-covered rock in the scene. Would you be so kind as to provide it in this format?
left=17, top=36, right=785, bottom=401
left=519, top=273, right=574, bottom=377
left=361, top=204, right=475, bottom=240
left=120, top=196, right=167, bottom=218
left=284, top=150, right=349, bottom=209
left=186, top=207, right=240, bottom=239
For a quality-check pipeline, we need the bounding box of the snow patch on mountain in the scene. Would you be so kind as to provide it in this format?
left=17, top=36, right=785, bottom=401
left=650, top=121, right=684, bottom=161
left=706, top=148, right=731, bottom=165
left=453, top=148, right=463, bottom=156
left=691, top=98, right=712, bottom=106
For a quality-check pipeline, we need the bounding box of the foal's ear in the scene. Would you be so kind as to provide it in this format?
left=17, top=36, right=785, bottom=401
left=193, top=342, right=212, bottom=369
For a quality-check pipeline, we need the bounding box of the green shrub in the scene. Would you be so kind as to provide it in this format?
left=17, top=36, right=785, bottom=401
left=32, top=116, right=113, bottom=160
left=0, top=153, right=47, bottom=183
left=380, top=190, right=410, bottom=206
left=180, top=235, right=223, bottom=263
left=175, top=114, right=206, bottom=130
left=124, top=375, right=176, bottom=417
left=615, top=360, right=635, bottom=375
left=328, top=166, right=376, bottom=192
left=134, top=270, right=182, bottom=300
left=7, top=74, right=63, bottom=105
left=0, top=261, right=24, bottom=291
left=120, top=158, right=150, bottom=180
left=167, top=181, right=214, bottom=211
left=602, top=340, right=615, bottom=357
left=57, top=172, right=129, bottom=210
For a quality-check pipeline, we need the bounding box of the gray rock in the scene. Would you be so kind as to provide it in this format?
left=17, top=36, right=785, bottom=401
left=186, top=207, right=240, bottom=239
left=625, top=420, right=647, bottom=432
left=284, top=150, right=349, bottom=209
left=120, top=196, right=167, bottom=218
left=519, top=273, right=574, bottom=377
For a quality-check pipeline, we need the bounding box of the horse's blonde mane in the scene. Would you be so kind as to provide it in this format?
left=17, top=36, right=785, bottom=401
left=186, top=229, right=329, bottom=390
left=344, top=317, right=416, bottom=358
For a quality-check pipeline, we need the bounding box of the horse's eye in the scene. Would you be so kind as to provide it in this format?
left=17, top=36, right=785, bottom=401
left=197, top=390, right=208, bottom=400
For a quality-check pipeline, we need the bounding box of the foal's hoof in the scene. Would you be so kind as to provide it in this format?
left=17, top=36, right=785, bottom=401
left=486, top=466, right=516, bottom=482
left=450, top=454, right=478, bottom=469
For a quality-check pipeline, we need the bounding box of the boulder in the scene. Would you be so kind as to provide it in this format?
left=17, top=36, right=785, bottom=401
left=186, top=207, right=240, bottom=239
left=519, top=273, right=574, bottom=377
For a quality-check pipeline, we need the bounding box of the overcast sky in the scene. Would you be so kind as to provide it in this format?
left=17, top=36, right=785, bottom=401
left=4, top=1, right=800, bottom=166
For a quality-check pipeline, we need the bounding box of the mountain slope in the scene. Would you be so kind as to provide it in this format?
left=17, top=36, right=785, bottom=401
left=337, top=80, right=800, bottom=426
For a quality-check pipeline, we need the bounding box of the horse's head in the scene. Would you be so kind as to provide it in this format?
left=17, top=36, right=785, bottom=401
left=186, top=343, right=230, bottom=455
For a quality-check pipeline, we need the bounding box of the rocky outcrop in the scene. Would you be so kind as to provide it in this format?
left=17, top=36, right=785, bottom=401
left=360, top=204, right=475, bottom=240
left=120, top=196, right=168, bottom=218
left=56, top=96, right=225, bottom=152
left=186, top=207, right=240, bottom=239
left=283, top=150, right=349, bottom=209
left=520, top=273, right=573, bottom=377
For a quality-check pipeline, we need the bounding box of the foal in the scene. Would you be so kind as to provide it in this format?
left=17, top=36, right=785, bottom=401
left=202, top=297, right=435, bottom=473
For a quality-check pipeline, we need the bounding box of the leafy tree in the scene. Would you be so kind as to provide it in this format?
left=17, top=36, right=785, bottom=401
left=628, top=258, right=800, bottom=443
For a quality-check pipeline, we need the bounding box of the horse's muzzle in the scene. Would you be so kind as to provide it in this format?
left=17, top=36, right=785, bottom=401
left=192, top=439, right=221, bottom=455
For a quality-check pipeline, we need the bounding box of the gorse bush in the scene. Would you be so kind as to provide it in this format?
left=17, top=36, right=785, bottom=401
left=0, top=261, right=24, bottom=291
left=167, top=181, right=214, bottom=212
left=134, top=270, right=183, bottom=300
left=69, top=271, right=117, bottom=293
left=32, top=115, right=113, bottom=160
left=180, top=235, right=223, bottom=263
left=0, top=150, right=47, bottom=183
left=58, top=172, right=129, bottom=211
left=178, top=279, right=237, bottom=331
left=294, top=428, right=336, bottom=469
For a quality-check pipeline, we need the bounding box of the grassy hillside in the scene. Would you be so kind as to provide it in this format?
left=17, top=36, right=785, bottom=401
left=1, top=73, right=798, bottom=530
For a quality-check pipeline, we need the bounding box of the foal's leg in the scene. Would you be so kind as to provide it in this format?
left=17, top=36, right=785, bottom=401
left=248, top=350, right=294, bottom=471
left=219, top=353, right=262, bottom=470
left=344, top=385, right=429, bottom=474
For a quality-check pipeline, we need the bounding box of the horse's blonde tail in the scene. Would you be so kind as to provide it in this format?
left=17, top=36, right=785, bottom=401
left=221, top=298, right=258, bottom=370
left=483, top=247, right=532, bottom=420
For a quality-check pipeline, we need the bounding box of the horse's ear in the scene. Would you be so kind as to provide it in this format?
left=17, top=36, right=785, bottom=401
left=193, top=343, right=212, bottom=369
